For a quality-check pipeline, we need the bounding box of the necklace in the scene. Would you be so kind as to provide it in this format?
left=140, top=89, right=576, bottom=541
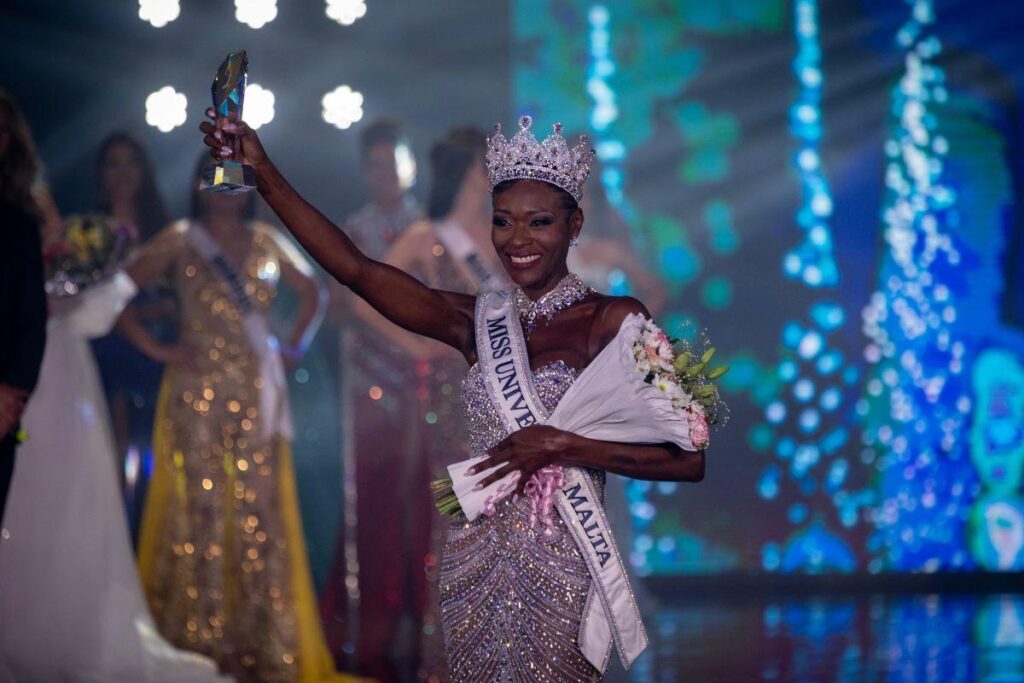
left=513, top=273, right=595, bottom=337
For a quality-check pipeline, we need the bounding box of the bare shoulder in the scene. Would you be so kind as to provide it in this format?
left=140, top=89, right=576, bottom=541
left=147, top=218, right=190, bottom=253
left=249, top=220, right=314, bottom=273
left=589, top=294, right=651, bottom=350
left=385, top=219, right=435, bottom=265
left=394, top=220, right=435, bottom=250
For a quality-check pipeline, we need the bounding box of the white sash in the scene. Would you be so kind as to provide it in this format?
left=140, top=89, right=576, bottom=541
left=186, top=223, right=294, bottom=441
left=473, top=291, right=648, bottom=673
left=433, top=219, right=504, bottom=293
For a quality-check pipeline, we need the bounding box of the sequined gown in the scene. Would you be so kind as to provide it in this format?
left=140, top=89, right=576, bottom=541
left=136, top=221, right=354, bottom=683
left=441, top=361, right=604, bottom=682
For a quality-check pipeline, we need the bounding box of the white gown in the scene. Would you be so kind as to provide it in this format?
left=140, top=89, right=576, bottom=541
left=0, top=272, right=229, bottom=683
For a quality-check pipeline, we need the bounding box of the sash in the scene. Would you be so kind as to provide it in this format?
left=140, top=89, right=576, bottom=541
left=473, top=291, right=648, bottom=672
left=186, top=223, right=294, bottom=441
left=433, top=219, right=504, bottom=293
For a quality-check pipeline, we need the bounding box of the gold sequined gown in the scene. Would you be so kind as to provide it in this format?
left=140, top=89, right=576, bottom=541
left=441, top=360, right=604, bottom=682
left=137, top=221, right=356, bottom=683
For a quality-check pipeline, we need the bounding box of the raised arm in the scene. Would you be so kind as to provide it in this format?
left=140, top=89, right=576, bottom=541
left=199, top=113, right=475, bottom=357
left=353, top=223, right=456, bottom=360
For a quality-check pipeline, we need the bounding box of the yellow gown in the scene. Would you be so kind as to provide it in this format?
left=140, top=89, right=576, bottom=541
left=137, top=220, right=358, bottom=683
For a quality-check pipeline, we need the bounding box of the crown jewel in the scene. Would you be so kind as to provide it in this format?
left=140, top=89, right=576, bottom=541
left=486, top=116, right=595, bottom=202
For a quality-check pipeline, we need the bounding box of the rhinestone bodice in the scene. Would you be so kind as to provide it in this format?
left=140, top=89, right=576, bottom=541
left=460, top=359, right=577, bottom=454
left=441, top=360, right=603, bottom=682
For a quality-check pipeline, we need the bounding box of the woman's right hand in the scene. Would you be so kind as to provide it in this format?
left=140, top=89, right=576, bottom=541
left=199, top=108, right=268, bottom=168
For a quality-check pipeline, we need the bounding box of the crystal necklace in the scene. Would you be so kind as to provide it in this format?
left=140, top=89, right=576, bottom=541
left=513, top=273, right=595, bottom=337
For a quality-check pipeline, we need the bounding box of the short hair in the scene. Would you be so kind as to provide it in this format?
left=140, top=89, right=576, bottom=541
left=427, top=126, right=487, bottom=219
left=359, top=117, right=405, bottom=161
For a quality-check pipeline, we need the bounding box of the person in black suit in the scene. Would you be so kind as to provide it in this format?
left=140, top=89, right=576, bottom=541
left=0, top=89, right=48, bottom=522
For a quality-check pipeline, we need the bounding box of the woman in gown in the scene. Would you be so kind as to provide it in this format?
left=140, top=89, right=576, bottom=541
left=120, top=156, right=354, bottom=683
left=89, top=133, right=175, bottom=505
left=200, top=113, right=705, bottom=681
left=0, top=271, right=225, bottom=682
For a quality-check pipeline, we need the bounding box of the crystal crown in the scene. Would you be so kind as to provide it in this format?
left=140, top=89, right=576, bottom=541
left=486, top=116, right=594, bottom=202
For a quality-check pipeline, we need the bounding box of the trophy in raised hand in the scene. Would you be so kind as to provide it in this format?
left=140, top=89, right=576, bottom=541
left=201, top=50, right=257, bottom=194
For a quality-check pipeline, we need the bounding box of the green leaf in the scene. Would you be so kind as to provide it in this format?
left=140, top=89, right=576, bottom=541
left=706, top=365, right=730, bottom=379
left=673, top=351, right=692, bottom=372
left=685, top=361, right=707, bottom=377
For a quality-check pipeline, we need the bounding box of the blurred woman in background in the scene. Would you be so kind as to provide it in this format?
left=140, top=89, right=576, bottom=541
left=122, top=154, right=353, bottom=683
left=91, top=132, right=174, bottom=517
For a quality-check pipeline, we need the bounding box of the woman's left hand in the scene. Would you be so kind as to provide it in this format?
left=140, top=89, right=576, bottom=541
left=470, top=425, right=576, bottom=496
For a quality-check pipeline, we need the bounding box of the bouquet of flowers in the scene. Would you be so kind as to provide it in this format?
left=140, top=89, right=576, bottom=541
left=44, top=214, right=133, bottom=298
left=433, top=313, right=728, bottom=521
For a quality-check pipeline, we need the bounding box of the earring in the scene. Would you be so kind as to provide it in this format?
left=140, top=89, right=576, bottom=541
left=570, top=234, right=580, bottom=247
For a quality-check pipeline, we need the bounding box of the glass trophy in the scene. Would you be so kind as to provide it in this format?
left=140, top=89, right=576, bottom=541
left=200, top=50, right=257, bottom=194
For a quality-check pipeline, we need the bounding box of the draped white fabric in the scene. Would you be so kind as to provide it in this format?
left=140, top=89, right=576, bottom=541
left=0, top=272, right=227, bottom=682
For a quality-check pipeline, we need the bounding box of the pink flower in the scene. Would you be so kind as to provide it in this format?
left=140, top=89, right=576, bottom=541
left=689, top=410, right=710, bottom=449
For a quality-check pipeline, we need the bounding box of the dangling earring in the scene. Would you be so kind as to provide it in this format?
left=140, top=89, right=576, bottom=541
left=570, top=234, right=580, bottom=247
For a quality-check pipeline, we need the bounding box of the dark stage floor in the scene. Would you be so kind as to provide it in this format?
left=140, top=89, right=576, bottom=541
left=604, top=592, right=1024, bottom=683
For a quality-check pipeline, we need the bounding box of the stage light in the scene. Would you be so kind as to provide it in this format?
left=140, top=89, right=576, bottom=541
left=394, top=141, right=417, bottom=190
left=326, top=0, right=367, bottom=26
left=235, top=0, right=277, bottom=29
left=138, top=0, right=179, bottom=27
left=243, top=83, right=275, bottom=129
left=145, top=86, right=187, bottom=133
left=321, top=85, right=364, bottom=129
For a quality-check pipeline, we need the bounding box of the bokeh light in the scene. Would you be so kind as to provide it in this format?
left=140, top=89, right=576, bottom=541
left=321, top=85, right=364, bottom=129
left=145, top=86, right=187, bottom=133
left=138, top=0, right=180, bottom=28
left=243, top=83, right=275, bottom=129
left=235, top=0, right=277, bottom=29
left=326, top=0, right=367, bottom=26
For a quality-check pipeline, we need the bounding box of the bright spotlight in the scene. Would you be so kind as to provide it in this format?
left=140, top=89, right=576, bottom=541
left=394, top=141, right=416, bottom=190
left=138, top=0, right=180, bottom=28
left=244, top=83, right=275, bottom=129
left=145, top=86, right=188, bottom=133
left=326, top=0, right=367, bottom=26
left=235, top=0, right=277, bottom=29
left=321, top=86, right=364, bottom=130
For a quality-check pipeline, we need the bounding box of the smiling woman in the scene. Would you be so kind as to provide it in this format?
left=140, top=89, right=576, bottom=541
left=492, top=178, right=581, bottom=285
left=199, top=110, right=706, bottom=681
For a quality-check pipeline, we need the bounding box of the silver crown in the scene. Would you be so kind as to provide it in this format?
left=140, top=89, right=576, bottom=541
left=486, top=116, right=595, bottom=202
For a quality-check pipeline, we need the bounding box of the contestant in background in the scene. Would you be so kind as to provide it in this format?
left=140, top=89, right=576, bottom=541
left=123, top=155, right=353, bottom=683
left=323, top=126, right=503, bottom=682
left=319, top=117, right=424, bottom=677
left=90, top=132, right=175, bottom=511
left=0, top=247, right=225, bottom=683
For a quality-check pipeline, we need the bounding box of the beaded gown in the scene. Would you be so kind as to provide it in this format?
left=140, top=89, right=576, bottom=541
left=440, top=360, right=604, bottom=682
left=136, top=221, right=354, bottom=683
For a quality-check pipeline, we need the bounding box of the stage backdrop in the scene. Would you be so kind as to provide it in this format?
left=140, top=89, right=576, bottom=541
left=512, top=0, right=1024, bottom=575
